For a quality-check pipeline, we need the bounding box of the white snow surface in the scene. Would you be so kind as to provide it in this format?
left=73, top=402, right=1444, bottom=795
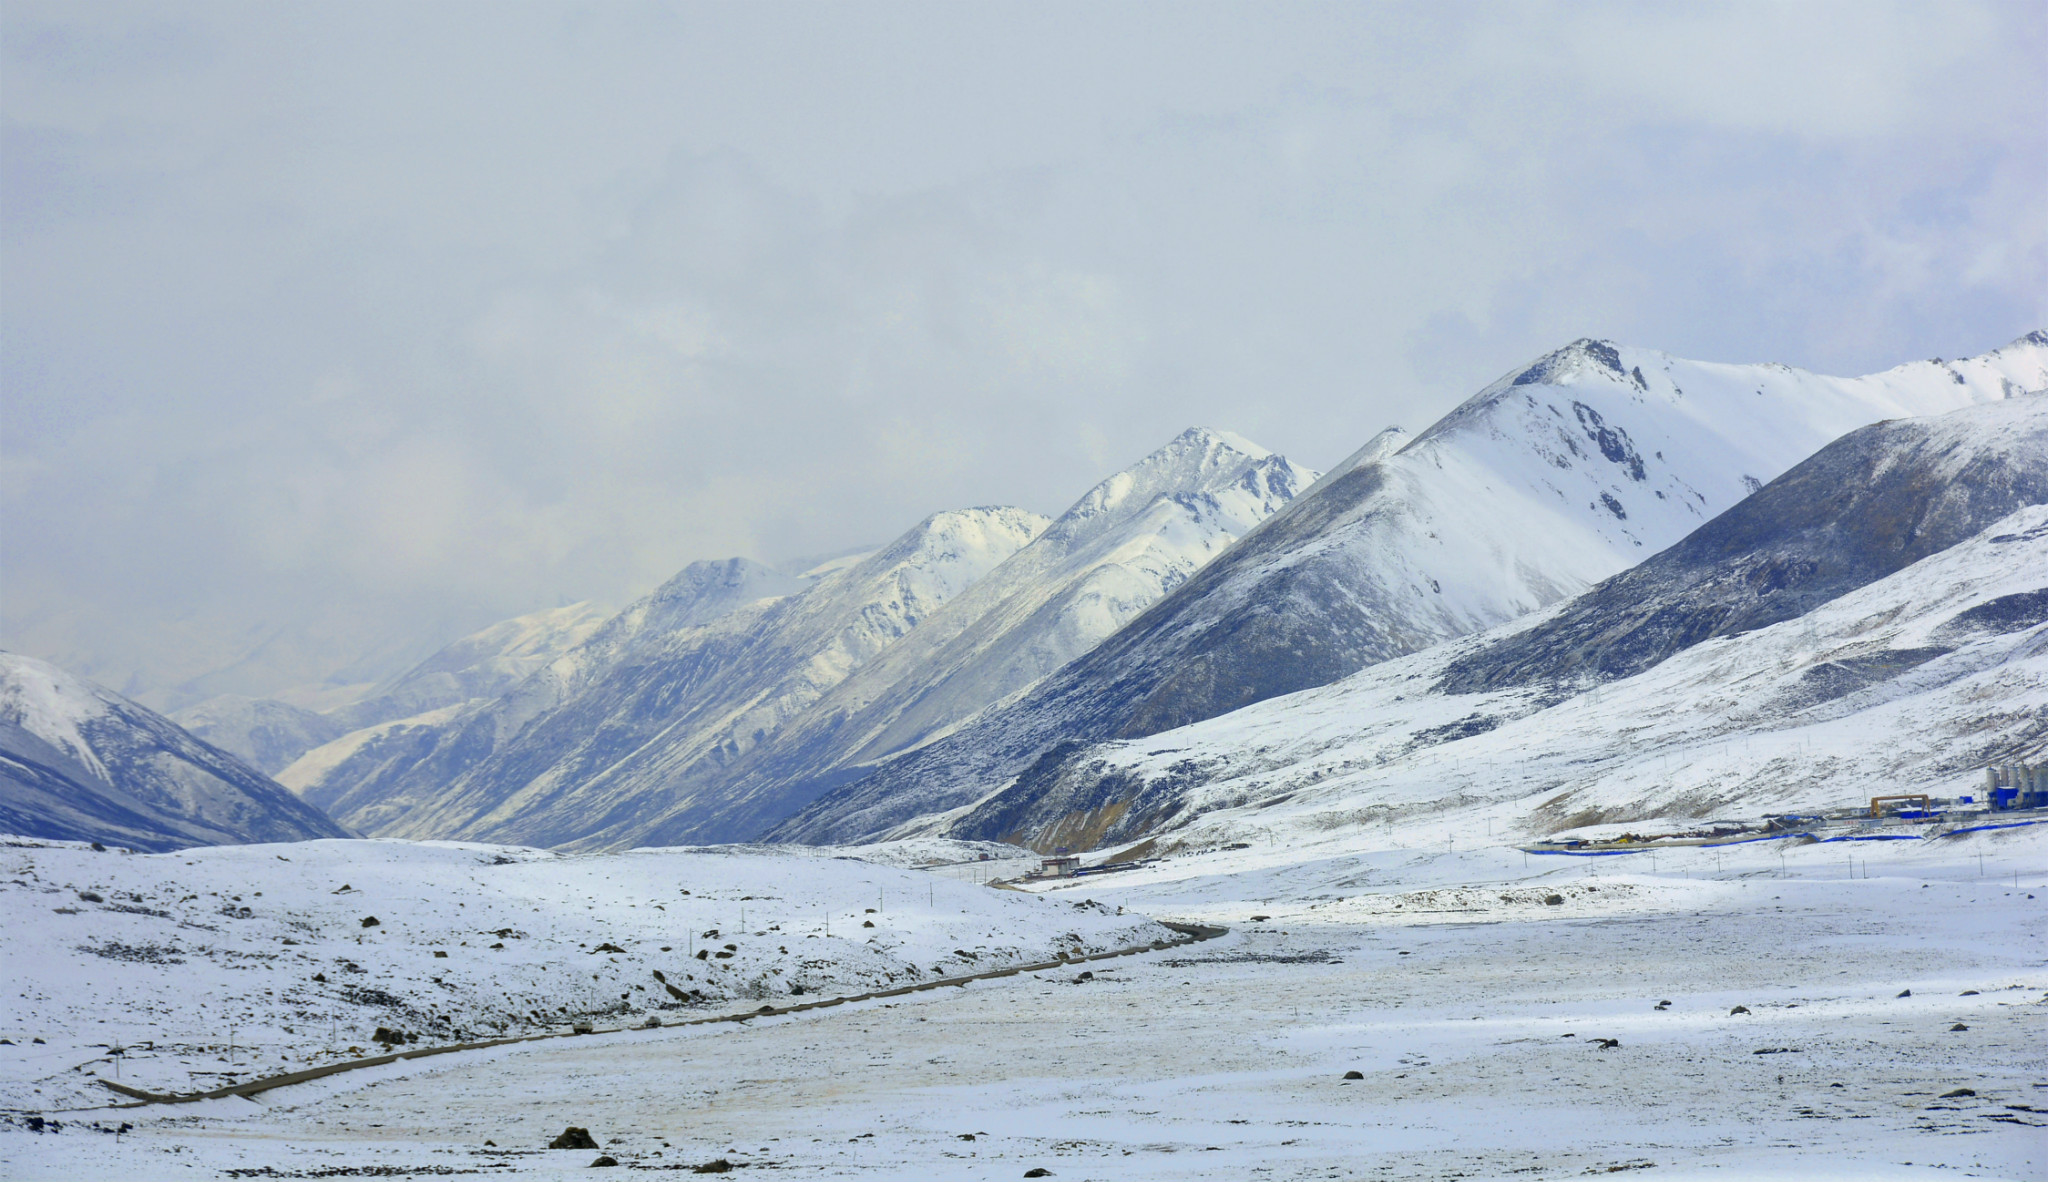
left=0, top=654, right=116, bottom=783
left=1255, top=334, right=2042, bottom=652
left=1015, top=500, right=2048, bottom=858
left=2, top=828, right=2039, bottom=1179
left=721, top=427, right=1319, bottom=782
left=0, top=836, right=1170, bottom=1115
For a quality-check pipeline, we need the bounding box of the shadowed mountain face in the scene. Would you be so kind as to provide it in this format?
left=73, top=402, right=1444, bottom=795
left=1436, top=394, right=2048, bottom=693
left=772, top=333, right=2047, bottom=846
left=624, top=427, right=1319, bottom=846
left=302, top=507, right=1050, bottom=846
left=934, top=398, right=2048, bottom=854
left=0, top=653, right=351, bottom=852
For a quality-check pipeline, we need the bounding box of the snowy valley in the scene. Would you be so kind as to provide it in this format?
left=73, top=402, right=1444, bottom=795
left=3, top=333, right=2045, bottom=1181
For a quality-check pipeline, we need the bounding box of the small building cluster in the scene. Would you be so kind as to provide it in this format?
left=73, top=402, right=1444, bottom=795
left=1983, top=762, right=2048, bottom=811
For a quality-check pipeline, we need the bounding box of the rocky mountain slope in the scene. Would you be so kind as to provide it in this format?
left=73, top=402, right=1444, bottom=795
left=653, top=428, right=1318, bottom=841
left=934, top=396, right=2048, bottom=853
left=299, top=508, right=1048, bottom=844
left=0, top=652, right=351, bottom=851
left=774, top=333, right=2048, bottom=845
left=176, top=601, right=612, bottom=774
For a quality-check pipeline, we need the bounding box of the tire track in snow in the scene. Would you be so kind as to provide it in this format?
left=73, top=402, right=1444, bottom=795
left=92, top=922, right=1227, bottom=1108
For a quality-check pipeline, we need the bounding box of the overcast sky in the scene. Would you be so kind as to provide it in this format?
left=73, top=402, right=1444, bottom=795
left=5, top=0, right=2045, bottom=706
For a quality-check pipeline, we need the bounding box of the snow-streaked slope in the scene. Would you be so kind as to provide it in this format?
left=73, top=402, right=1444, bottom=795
left=1439, top=393, right=2048, bottom=692
left=0, top=653, right=350, bottom=851
left=168, top=695, right=345, bottom=775
left=327, top=600, right=614, bottom=732
left=0, top=837, right=1173, bottom=1112
left=946, top=497, right=2048, bottom=855
left=283, top=559, right=813, bottom=829
left=691, top=428, right=1317, bottom=831
left=776, top=333, right=2047, bottom=845
left=323, top=508, right=1049, bottom=848
left=179, top=602, right=612, bottom=776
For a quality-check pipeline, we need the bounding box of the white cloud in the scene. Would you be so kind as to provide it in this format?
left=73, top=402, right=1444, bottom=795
left=3, top=0, right=2042, bottom=704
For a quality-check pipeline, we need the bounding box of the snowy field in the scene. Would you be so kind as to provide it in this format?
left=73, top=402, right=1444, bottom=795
left=0, top=838, right=1170, bottom=1113
left=2, top=826, right=2041, bottom=1180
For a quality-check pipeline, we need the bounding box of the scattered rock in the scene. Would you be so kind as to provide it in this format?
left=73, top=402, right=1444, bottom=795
left=862, top=921, right=875, bottom=928
left=333, top=884, right=351, bottom=893
left=1950, top=1023, right=1969, bottom=1032
left=360, top=916, right=380, bottom=929
left=1543, top=895, right=1564, bottom=906
left=590, top=1156, right=618, bottom=1167
left=1729, top=1006, right=1749, bottom=1015
left=1940, top=1088, right=1976, bottom=1098
left=572, top=1023, right=594, bottom=1035
left=696, top=950, right=710, bottom=960
left=592, top=943, right=627, bottom=954
left=372, top=1027, right=406, bottom=1048
left=433, top=951, right=448, bottom=959
left=1249, top=915, right=1270, bottom=922
left=1593, top=1038, right=1620, bottom=1049
left=77, top=891, right=103, bottom=903
left=1342, top=1070, right=1364, bottom=1080
left=692, top=1160, right=733, bottom=1173
left=1024, top=1170, right=1053, bottom=1178
left=642, top=1017, right=662, bottom=1029
left=90, top=842, right=106, bottom=851
left=957, top=1133, right=976, bottom=1141
left=651, top=969, right=666, bottom=983
left=1896, top=989, right=1911, bottom=998
left=484, top=1140, right=496, bottom=1147
left=549, top=1127, right=600, bottom=1150
left=1961, top=990, right=1979, bottom=996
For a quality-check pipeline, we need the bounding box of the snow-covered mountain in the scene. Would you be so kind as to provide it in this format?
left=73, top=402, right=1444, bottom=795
left=667, top=428, right=1318, bottom=838
left=328, top=601, right=614, bottom=731
left=176, top=601, right=612, bottom=774
left=774, top=333, right=2048, bottom=844
left=167, top=695, right=346, bottom=775
left=279, top=559, right=820, bottom=829
left=297, top=507, right=1048, bottom=845
left=933, top=395, right=2048, bottom=853
left=0, top=652, right=351, bottom=851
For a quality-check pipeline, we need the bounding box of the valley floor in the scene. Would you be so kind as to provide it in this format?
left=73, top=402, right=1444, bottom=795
left=3, top=828, right=2043, bottom=1181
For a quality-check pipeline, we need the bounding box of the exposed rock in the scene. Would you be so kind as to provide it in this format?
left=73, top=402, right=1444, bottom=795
left=549, top=1127, right=600, bottom=1150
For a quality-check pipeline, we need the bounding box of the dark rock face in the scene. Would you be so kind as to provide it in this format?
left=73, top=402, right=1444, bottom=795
left=1435, top=399, right=2048, bottom=694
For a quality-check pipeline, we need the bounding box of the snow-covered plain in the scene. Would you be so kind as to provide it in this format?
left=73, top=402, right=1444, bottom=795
left=0, top=838, right=1170, bottom=1111
left=0, top=826, right=2039, bottom=1180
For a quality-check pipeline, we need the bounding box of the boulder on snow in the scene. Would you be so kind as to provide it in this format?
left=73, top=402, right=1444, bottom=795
left=1342, top=1070, right=1364, bottom=1080
left=360, top=916, right=380, bottom=929
left=592, top=942, right=626, bottom=954
left=591, top=1156, right=618, bottom=1167
left=549, top=1126, right=600, bottom=1150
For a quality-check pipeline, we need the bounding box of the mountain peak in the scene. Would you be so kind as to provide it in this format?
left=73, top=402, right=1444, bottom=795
left=1170, top=426, right=1273, bottom=460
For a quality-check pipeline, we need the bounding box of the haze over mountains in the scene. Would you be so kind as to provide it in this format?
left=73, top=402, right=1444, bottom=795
left=3, top=332, right=2043, bottom=857
left=283, top=429, right=1316, bottom=848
